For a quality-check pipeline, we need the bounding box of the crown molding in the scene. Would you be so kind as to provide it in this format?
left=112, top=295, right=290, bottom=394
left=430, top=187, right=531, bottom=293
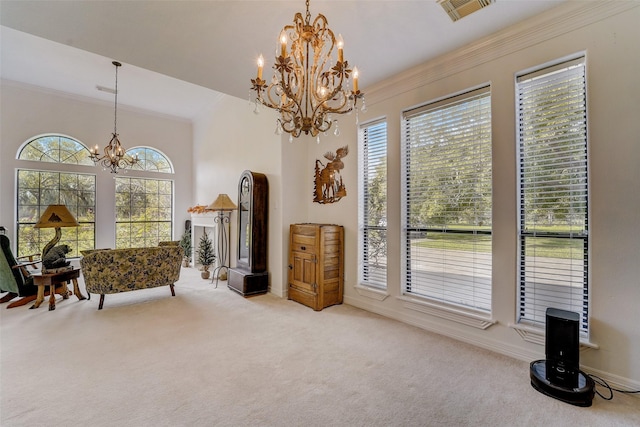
left=366, top=1, right=639, bottom=105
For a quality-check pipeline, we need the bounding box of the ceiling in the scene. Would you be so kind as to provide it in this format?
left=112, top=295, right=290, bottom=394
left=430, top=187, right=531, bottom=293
left=0, top=0, right=568, bottom=121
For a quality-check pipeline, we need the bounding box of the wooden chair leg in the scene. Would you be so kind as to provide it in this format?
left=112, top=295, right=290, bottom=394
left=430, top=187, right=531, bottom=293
left=170, top=284, right=175, bottom=297
left=98, top=294, right=105, bottom=310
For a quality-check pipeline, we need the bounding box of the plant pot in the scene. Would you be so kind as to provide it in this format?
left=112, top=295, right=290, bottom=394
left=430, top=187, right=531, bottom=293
left=201, top=270, right=211, bottom=280
left=182, top=259, right=190, bottom=268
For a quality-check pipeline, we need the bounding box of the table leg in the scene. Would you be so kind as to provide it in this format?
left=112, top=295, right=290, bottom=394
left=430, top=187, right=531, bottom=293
left=30, top=285, right=45, bottom=309
left=48, top=284, right=56, bottom=311
left=72, top=278, right=86, bottom=301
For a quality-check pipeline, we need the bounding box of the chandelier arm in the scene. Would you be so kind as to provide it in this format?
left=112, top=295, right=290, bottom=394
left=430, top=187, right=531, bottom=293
left=270, top=67, right=306, bottom=133
left=258, top=90, right=282, bottom=110
left=310, top=69, right=350, bottom=119
left=281, top=68, right=304, bottom=116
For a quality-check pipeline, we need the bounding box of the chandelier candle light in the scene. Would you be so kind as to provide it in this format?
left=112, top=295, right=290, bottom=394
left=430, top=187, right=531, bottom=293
left=251, top=0, right=365, bottom=143
left=89, top=61, right=139, bottom=173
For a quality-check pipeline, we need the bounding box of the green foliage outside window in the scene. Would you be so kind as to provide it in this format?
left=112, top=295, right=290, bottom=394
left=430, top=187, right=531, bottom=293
left=126, top=147, right=173, bottom=173
left=115, top=177, right=173, bottom=248
left=16, top=136, right=176, bottom=255
left=18, top=135, right=94, bottom=165
left=16, top=170, right=96, bottom=257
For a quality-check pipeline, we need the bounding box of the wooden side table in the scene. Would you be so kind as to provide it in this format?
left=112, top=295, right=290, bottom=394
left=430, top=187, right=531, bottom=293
left=30, top=269, right=86, bottom=311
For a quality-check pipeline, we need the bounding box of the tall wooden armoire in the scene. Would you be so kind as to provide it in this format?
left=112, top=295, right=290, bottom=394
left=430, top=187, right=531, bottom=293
left=288, top=223, right=344, bottom=311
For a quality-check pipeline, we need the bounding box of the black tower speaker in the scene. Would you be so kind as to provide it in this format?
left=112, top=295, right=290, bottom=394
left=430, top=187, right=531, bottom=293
left=529, top=308, right=595, bottom=406
left=545, top=307, right=580, bottom=388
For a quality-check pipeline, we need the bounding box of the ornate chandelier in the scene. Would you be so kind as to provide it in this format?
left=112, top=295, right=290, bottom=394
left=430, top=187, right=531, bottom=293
left=251, top=0, right=365, bottom=142
left=89, top=61, right=139, bottom=173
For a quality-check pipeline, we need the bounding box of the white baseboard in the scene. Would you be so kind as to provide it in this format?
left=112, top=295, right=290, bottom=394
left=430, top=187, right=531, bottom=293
left=343, top=295, right=640, bottom=393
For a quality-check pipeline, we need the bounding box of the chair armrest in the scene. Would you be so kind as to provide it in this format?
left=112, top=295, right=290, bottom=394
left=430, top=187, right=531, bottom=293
left=12, top=261, right=40, bottom=269
left=17, top=253, right=41, bottom=262
left=12, top=260, right=41, bottom=276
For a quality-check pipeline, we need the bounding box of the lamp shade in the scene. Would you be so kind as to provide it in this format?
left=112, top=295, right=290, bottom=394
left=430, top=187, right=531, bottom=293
left=207, top=194, right=237, bottom=211
left=35, top=205, right=79, bottom=228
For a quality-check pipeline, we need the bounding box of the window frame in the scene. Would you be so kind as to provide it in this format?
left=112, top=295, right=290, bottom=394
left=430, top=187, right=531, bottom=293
left=401, top=85, right=493, bottom=315
left=516, top=54, right=590, bottom=336
left=115, top=176, right=174, bottom=249
left=125, top=146, right=174, bottom=173
left=17, top=134, right=95, bottom=165
left=358, top=118, right=388, bottom=290
left=15, top=135, right=96, bottom=258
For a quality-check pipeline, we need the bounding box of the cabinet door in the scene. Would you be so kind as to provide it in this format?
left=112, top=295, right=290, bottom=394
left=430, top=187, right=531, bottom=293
left=289, top=250, right=316, bottom=294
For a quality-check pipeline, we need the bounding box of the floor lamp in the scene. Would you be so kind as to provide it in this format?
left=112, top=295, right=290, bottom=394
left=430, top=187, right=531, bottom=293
left=207, top=194, right=237, bottom=287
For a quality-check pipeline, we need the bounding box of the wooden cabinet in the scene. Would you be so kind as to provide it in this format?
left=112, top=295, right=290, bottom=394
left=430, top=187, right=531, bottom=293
left=288, top=223, right=344, bottom=311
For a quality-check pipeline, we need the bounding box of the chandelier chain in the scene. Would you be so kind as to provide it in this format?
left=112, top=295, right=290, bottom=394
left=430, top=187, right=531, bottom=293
left=113, top=61, right=119, bottom=135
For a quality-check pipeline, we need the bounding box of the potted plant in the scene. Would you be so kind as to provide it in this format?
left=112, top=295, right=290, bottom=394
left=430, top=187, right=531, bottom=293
left=196, top=231, right=215, bottom=279
left=179, top=229, right=192, bottom=267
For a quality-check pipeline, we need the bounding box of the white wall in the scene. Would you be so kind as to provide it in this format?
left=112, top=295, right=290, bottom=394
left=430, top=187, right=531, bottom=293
left=303, top=3, right=640, bottom=386
left=192, top=94, right=299, bottom=297
left=0, top=82, right=193, bottom=248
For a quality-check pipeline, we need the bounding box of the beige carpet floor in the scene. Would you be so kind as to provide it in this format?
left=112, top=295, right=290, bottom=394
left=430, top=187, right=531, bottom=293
left=1, top=267, right=639, bottom=427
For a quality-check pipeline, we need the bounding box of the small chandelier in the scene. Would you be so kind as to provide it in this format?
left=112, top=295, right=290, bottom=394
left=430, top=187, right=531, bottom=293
left=251, top=0, right=365, bottom=142
left=89, top=61, right=139, bottom=173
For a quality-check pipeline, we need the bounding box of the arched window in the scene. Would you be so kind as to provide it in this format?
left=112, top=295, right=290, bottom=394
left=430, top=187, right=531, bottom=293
left=16, top=135, right=96, bottom=257
left=18, top=134, right=94, bottom=165
left=126, top=147, right=174, bottom=173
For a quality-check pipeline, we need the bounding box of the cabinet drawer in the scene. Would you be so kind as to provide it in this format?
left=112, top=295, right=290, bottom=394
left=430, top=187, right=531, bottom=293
left=290, top=233, right=317, bottom=254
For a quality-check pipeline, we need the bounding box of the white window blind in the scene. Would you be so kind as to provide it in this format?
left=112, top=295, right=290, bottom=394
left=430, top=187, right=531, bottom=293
left=516, top=56, right=589, bottom=334
left=359, top=119, right=388, bottom=288
left=401, top=86, right=492, bottom=312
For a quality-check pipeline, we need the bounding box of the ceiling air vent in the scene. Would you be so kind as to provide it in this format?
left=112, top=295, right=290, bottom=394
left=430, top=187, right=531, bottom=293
left=438, top=0, right=494, bottom=22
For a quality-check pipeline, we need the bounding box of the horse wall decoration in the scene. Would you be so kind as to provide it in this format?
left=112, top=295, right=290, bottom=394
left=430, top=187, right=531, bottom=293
left=314, top=146, right=348, bottom=204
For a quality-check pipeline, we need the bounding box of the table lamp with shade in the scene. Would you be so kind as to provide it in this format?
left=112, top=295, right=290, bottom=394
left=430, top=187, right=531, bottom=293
left=207, top=194, right=237, bottom=284
left=34, top=204, right=79, bottom=272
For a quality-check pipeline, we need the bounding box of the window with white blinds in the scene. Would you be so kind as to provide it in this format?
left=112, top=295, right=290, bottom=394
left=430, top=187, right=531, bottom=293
left=358, top=119, right=388, bottom=289
left=401, top=86, right=492, bottom=312
left=516, top=56, right=589, bottom=335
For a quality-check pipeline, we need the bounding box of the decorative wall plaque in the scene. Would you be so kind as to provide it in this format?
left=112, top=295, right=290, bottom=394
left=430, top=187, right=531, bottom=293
left=313, top=145, right=348, bottom=204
